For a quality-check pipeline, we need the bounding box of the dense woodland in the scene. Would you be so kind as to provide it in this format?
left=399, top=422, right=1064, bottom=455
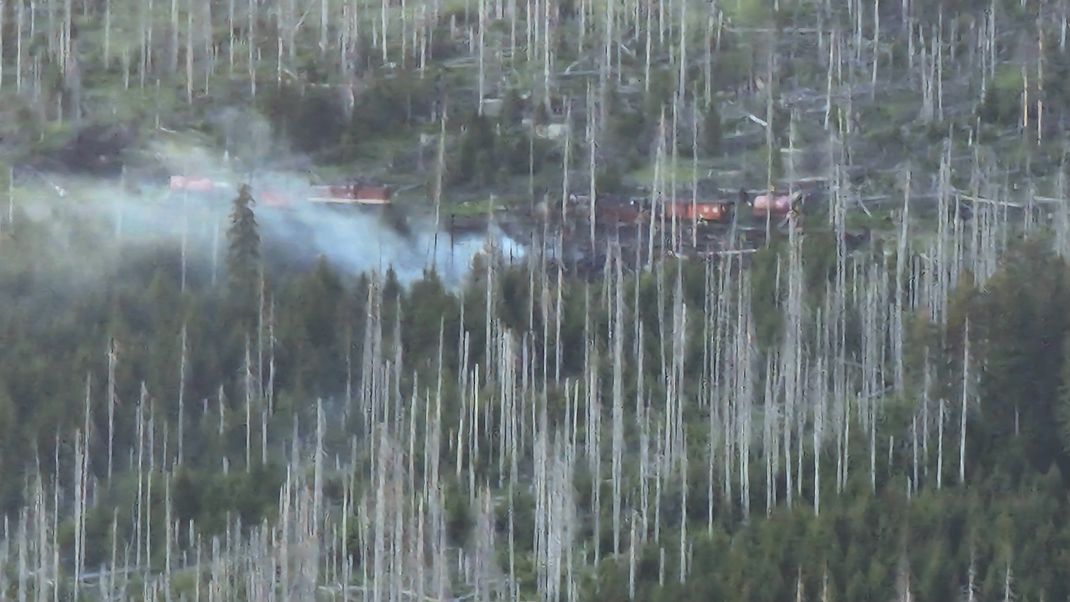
left=2, top=0, right=1070, bottom=600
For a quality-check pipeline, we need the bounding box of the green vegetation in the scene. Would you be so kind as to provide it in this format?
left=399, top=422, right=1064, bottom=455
left=1, top=188, right=1069, bottom=597
left=226, top=183, right=261, bottom=324
left=1, top=0, right=1069, bottom=598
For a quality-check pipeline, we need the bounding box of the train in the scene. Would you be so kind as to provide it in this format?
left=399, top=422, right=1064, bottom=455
left=574, top=188, right=804, bottom=228
left=308, top=183, right=392, bottom=205
left=746, top=190, right=804, bottom=219
left=169, top=175, right=223, bottom=193
left=573, top=194, right=734, bottom=226
left=663, top=199, right=734, bottom=223
left=169, top=174, right=393, bottom=209
left=168, top=172, right=802, bottom=236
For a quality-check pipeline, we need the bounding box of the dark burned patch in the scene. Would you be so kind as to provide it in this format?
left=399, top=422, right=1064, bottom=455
left=37, top=123, right=139, bottom=176
left=381, top=204, right=413, bottom=238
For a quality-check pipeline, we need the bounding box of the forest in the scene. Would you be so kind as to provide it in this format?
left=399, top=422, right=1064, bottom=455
left=2, top=0, right=1070, bottom=599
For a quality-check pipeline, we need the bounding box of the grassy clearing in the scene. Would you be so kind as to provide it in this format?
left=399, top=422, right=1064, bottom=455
left=628, top=158, right=712, bottom=188
left=439, top=194, right=526, bottom=216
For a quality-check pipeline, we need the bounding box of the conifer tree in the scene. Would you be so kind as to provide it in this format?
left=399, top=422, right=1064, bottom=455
left=703, top=100, right=722, bottom=156
left=1057, top=332, right=1070, bottom=454
left=227, top=184, right=261, bottom=325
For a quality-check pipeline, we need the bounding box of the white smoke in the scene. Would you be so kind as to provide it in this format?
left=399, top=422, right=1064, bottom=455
left=260, top=200, right=525, bottom=287
left=15, top=133, right=526, bottom=290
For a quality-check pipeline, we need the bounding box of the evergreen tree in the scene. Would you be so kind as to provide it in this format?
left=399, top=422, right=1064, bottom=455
left=227, top=184, right=260, bottom=324
left=455, top=113, right=497, bottom=186
left=974, top=239, right=1070, bottom=472
left=501, top=87, right=525, bottom=125
left=1058, top=333, right=1070, bottom=455
left=703, top=100, right=723, bottom=156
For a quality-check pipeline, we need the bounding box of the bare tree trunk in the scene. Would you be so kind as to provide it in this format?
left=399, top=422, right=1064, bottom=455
left=248, top=0, right=256, bottom=98
left=138, top=0, right=148, bottom=88
left=587, top=84, right=597, bottom=250
left=937, top=397, right=944, bottom=490
left=765, top=50, right=775, bottom=241
left=170, top=0, right=180, bottom=73
left=107, top=338, right=117, bottom=482
left=644, top=0, right=651, bottom=92
left=178, top=323, right=187, bottom=466
left=561, top=101, right=571, bottom=224
left=186, top=0, right=195, bottom=104
left=134, top=383, right=146, bottom=568
left=245, top=337, right=253, bottom=469
left=870, top=0, right=880, bottom=98
left=72, top=431, right=84, bottom=601
left=228, top=0, right=235, bottom=75
left=15, top=0, right=24, bottom=92
left=959, top=319, right=969, bottom=484
left=320, top=0, right=329, bottom=58
left=1037, top=26, right=1044, bottom=144
left=542, top=0, right=551, bottom=105
left=0, top=0, right=5, bottom=92
left=611, top=247, right=624, bottom=556
left=5, top=167, right=12, bottom=233
left=381, top=0, right=388, bottom=63
left=313, top=399, right=325, bottom=588
left=477, top=0, right=485, bottom=113
left=689, top=93, right=699, bottom=249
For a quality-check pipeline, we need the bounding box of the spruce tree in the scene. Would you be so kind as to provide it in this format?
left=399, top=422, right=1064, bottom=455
left=703, top=100, right=722, bottom=156
left=1058, top=332, right=1070, bottom=455
left=227, top=184, right=260, bottom=324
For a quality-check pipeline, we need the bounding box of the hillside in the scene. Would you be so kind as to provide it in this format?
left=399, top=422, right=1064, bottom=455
left=0, top=0, right=1069, bottom=600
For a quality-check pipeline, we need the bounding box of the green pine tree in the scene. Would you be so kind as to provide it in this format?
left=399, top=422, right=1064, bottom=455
left=703, top=100, right=723, bottom=156
left=1058, top=332, right=1070, bottom=455
left=226, top=184, right=261, bottom=323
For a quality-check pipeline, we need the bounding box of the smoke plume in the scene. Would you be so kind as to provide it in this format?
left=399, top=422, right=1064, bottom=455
left=12, top=131, right=525, bottom=290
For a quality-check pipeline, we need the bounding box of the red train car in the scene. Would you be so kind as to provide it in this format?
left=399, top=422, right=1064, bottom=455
left=663, top=200, right=733, bottom=223
left=255, top=182, right=393, bottom=209
left=750, top=190, right=803, bottom=218
left=599, top=204, right=647, bottom=224
left=259, top=189, right=293, bottom=208
left=595, top=196, right=648, bottom=225
left=310, top=183, right=392, bottom=205
left=170, top=175, right=227, bottom=193
left=594, top=196, right=734, bottom=226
